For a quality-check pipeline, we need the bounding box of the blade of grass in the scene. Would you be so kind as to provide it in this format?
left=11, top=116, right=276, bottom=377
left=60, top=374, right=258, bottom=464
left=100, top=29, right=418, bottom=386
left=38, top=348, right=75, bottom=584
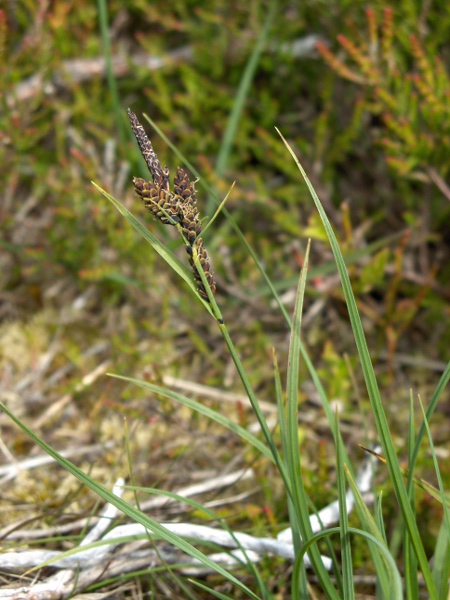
left=405, top=392, right=419, bottom=599
left=217, top=320, right=290, bottom=494
left=277, top=128, right=439, bottom=598
left=418, top=393, right=450, bottom=600
left=360, top=446, right=450, bottom=506
left=191, top=580, right=245, bottom=600
left=206, top=0, right=279, bottom=215
left=285, top=241, right=339, bottom=599
left=285, top=239, right=309, bottom=573
left=418, top=395, right=450, bottom=544
left=376, top=492, right=388, bottom=545
left=201, top=182, right=235, bottom=238
left=336, top=424, right=354, bottom=600
left=432, top=519, right=450, bottom=600
left=293, top=527, right=403, bottom=600
left=97, top=0, right=124, bottom=144
left=108, top=374, right=274, bottom=462
left=345, top=465, right=402, bottom=599
left=408, top=360, right=450, bottom=490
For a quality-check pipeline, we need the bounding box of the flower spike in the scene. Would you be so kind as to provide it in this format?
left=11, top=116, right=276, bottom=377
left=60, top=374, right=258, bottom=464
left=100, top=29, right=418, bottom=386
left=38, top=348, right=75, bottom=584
left=128, top=109, right=216, bottom=301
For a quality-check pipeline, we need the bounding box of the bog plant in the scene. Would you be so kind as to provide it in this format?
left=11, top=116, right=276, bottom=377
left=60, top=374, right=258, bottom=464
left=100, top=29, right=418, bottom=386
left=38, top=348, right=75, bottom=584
left=3, top=110, right=449, bottom=599
left=2, top=1, right=450, bottom=597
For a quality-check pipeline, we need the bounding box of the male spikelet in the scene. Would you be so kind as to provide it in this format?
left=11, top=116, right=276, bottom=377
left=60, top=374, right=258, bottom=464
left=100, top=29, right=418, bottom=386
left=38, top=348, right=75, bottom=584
left=128, top=108, right=216, bottom=301
left=127, top=108, right=180, bottom=225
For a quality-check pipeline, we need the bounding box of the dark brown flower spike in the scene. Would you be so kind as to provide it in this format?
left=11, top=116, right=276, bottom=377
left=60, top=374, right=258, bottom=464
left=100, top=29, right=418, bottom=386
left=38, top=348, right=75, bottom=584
left=128, top=108, right=216, bottom=301
left=127, top=108, right=168, bottom=190
left=174, top=168, right=197, bottom=206
left=133, top=177, right=181, bottom=224
left=173, top=167, right=201, bottom=243
left=188, top=239, right=217, bottom=300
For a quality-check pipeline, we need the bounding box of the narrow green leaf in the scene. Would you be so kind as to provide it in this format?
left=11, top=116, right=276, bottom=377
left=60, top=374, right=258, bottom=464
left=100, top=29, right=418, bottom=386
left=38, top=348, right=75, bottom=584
left=418, top=395, right=450, bottom=548
left=201, top=182, right=235, bottom=238
left=191, top=579, right=242, bottom=600
left=109, top=374, right=274, bottom=462
left=207, top=0, right=279, bottom=215
left=217, top=323, right=291, bottom=496
left=408, top=361, right=450, bottom=490
left=285, top=242, right=339, bottom=598
left=126, top=486, right=266, bottom=585
left=345, top=465, right=401, bottom=599
left=432, top=519, right=450, bottom=600
left=294, top=527, right=403, bottom=600
left=418, top=393, right=450, bottom=600
left=405, top=393, right=419, bottom=600
left=336, top=430, right=354, bottom=600
left=97, top=0, right=124, bottom=144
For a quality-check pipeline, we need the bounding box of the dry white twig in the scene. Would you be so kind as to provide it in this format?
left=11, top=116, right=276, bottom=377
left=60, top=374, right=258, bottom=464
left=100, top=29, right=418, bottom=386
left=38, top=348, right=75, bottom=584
left=2, top=468, right=254, bottom=542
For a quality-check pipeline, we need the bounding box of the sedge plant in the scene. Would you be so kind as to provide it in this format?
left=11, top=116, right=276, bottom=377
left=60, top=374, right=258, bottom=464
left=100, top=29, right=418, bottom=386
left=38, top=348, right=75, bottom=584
left=2, top=111, right=449, bottom=599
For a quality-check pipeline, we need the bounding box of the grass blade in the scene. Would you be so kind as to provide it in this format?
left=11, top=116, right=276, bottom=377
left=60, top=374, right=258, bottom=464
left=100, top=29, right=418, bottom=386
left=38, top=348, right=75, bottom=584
left=418, top=393, right=450, bottom=599
left=432, top=519, right=450, bottom=599
left=418, top=395, right=450, bottom=546
left=404, top=393, right=419, bottom=599
left=207, top=0, right=279, bottom=215
left=285, top=241, right=339, bottom=598
left=109, top=374, right=275, bottom=462
left=97, top=0, right=124, bottom=144
left=336, top=426, right=354, bottom=600
left=345, top=465, right=402, bottom=599
left=408, top=360, right=450, bottom=490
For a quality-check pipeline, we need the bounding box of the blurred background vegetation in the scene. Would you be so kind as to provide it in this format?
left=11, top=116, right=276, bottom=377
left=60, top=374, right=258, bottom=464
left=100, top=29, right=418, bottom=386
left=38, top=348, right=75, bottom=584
left=1, top=0, right=449, bottom=596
